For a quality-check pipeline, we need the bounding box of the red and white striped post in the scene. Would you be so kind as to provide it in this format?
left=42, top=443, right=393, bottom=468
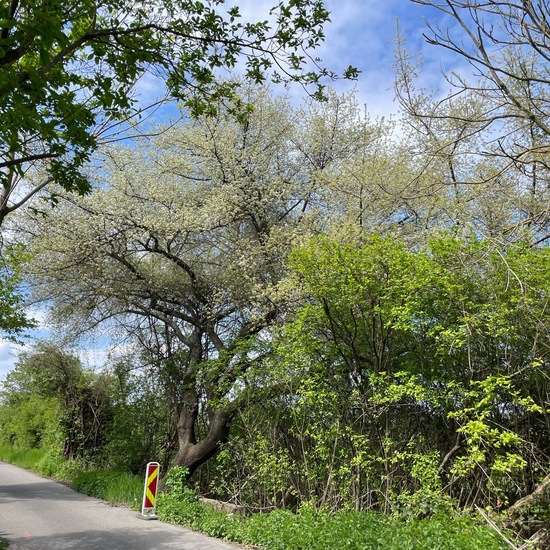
left=138, top=462, right=160, bottom=520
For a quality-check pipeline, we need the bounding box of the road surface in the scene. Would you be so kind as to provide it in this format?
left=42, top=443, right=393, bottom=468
left=0, top=462, right=240, bottom=549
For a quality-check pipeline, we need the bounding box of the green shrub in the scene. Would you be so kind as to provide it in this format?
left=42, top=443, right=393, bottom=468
left=35, top=448, right=86, bottom=480
left=163, top=466, right=197, bottom=502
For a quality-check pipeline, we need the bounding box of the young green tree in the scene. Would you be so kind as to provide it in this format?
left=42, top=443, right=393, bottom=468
left=104, top=351, right=178, bottom=473
left=0, top=343, right=114, bottom=461
left=240, top=234, right=550, bottom=512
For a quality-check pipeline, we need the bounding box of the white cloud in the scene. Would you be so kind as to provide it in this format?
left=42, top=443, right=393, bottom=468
left=308, top=1, right=481, bottom=117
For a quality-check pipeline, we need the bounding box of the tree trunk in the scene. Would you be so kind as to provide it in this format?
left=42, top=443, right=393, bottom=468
left=505, top=475, right=550, bottom=519
left=171, top=388, right=232, bottom=477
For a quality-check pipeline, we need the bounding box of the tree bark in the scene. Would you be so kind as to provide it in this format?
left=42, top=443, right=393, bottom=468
left=172, top=387, right=232, bottom=477
left=504, top=474, right=550, bottom=545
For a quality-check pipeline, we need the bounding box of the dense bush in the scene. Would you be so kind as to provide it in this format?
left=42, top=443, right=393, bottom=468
left=200, top=236, right=550, bottom=516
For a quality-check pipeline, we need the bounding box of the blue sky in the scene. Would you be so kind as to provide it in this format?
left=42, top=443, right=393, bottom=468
left=319, top=0, right=435, bottom=113
left=0, top=0, right=461, bottom=381
left=0, top=341, right=17, bottom=380
left=317, top=0, right=469, bottom=116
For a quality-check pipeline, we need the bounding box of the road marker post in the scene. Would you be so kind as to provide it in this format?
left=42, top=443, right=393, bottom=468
left=137, top=462, right=160, bottom=520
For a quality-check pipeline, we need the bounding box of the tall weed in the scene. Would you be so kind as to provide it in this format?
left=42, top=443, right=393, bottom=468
left=71, top=470, right=143, bottom=508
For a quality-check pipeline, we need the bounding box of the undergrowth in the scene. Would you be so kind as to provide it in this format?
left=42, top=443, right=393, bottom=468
left=71, top=470, right=143, bottom=509
left=156, top=467, right=509, bottom=550
left=157, top=500, right=508, bottom=550
left=0, top=445, right=46, bottom=469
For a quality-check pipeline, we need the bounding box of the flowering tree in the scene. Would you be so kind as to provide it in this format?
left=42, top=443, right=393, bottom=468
left=401, top=0, right=550, bottom=241
left=23, top=87, right=361, bottom=474
left=0, top=0, right=357, bottom=226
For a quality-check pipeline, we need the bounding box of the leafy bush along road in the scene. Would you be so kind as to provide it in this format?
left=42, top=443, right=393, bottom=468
left=158, top=503, right=510, bottom=550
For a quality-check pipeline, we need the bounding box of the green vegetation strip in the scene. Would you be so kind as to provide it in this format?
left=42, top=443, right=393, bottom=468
left=0, top=448, right=508, bottom=549
left=156, top=496, right=507, bottom=550
left=0, top=446, right=47, bottom=470
left=154, top=467, right=508, bottom=550
left=71, top=471, right=143, bottom=509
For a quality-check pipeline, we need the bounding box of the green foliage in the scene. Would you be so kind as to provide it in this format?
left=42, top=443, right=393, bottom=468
left=204, top=234, right=550, bottom=513
left=164, top=466, right=197, bottom=501
left=35, top=447, right=87, bottom=480
left=0, top=343, right=115, bottom=463
left=0, top=444, right=47, bottom=469
left=157, top=494, right=507, bottom=550
left=104, top=359, right=175, bottom=474
left=242, top=509, right=507, bottom=550
left=448, top=374, right=540, bottom=478
left=158, top=466, right=200, bottom=518
left=0, top=391, right=57, bottom=449
left=157, top=466, right=209, bottom=528
left=0, top=244, right=35, bottom=338
left=157, top=494, right=240, bottom=540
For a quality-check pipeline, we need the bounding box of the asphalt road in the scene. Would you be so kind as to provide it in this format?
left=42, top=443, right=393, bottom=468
left=0, top=462, right=240, bottom=549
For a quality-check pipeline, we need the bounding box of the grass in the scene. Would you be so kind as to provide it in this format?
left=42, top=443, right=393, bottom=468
left=0, top=538, right=8, bottom=549
left=71, top=470, right=143, bottom=509
left=0, top=445, right=47, bottom=469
